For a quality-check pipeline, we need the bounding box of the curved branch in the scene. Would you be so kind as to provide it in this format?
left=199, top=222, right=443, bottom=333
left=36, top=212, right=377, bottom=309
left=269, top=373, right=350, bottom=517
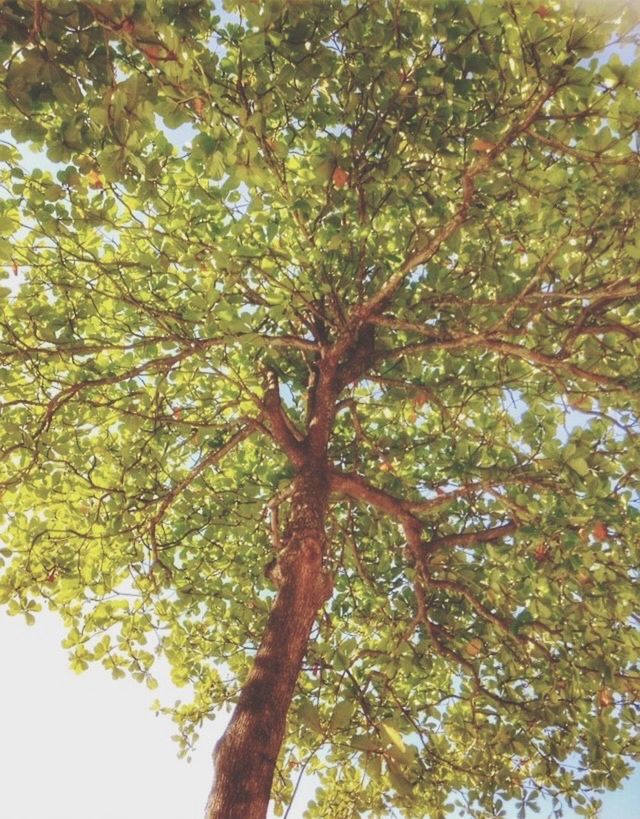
left=262, top=368, right=306, bottom=467
left=330, top=470, right=416, bottom=521
left=350, top=83, right=558, bottom=325
left=420, top=521, right=517, bottom=558
left=526, top=128, right=639, bottom=166
left=35, top=338, right=230, bottom=434
left=379, top=331, right=636, bottom=397
left=148, top=421, right=259, bottom=557
left=331, top=469, right=531, bottom=519
left=1, top=332, right=318, bottom=364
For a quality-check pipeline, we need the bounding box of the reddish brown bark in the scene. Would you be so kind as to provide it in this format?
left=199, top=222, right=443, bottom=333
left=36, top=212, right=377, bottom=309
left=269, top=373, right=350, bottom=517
left=204, top=328, right=372, bottom=817
left=204, top=465, right=332, bottom=819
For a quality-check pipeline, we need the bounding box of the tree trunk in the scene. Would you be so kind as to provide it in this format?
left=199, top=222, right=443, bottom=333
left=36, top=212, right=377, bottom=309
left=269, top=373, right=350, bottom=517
left=204, top=465, right=331, bottom=819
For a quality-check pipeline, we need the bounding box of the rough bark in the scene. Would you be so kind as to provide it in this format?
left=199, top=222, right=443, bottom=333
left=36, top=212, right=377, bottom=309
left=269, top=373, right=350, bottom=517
left=204, top=465, right=332, bottom=819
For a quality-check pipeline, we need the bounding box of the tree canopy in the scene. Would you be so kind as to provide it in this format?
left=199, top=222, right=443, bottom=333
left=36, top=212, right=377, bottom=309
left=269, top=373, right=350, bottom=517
left=0, top=1, right=639, bottom=817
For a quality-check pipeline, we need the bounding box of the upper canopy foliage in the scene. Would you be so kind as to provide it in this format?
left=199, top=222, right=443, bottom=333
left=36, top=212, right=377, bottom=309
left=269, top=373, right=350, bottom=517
left=0, top=0, right=639, bottom=816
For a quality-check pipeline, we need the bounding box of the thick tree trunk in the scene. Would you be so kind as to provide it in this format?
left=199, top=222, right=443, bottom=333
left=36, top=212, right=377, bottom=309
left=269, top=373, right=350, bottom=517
left=204, top=465, right=331, bottom=819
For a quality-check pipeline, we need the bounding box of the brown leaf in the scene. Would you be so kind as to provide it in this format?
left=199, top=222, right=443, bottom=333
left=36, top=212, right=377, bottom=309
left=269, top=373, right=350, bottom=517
left=332, top=167, right=350, bottom=188
left=121, top=17, right=135, bottom=35
left=192, top=97, right=205, bottom=116
left=569, top=393, right=592, bottom=411
left=465, top=638, right=483, bottom=658
left=413, top=390, right=431, bottom=408
left=592, top=520, right=608, bottom=541
left=534, top=5, right=553, bottom=18
left=87, top=169, right=104, bottom=189
left=471, top=138, right=497, bottom=153
left=597, top=687, right=613, bottom=708
left=534, top=544, right=551, bottom=563
left=142, top=44, right=163, bottom=64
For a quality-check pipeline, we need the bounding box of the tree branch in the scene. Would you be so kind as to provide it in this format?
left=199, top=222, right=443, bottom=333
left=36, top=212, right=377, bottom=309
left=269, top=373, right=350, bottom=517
left=262, top=368, right=306, bottom=467
left=526, top=127, right=639, bottom=166
left=148, top=421, right=258, bottom=558
left=378, top=330, right=636, bottom=397
left=351, top=83, right=559, bottom=325
left=331, top=469, right=537, bottom=519
left=420, top=521, right=517, bottom=558
left=330, top=470, right=416, bottom=521
left=31, top=333, right=273, bottom=437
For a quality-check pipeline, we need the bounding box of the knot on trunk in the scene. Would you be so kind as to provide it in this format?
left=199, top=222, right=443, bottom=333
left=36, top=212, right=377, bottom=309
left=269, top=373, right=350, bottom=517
left=264, top=556, right=284, bottom=586
left=265, top=533, right=326, bottom=590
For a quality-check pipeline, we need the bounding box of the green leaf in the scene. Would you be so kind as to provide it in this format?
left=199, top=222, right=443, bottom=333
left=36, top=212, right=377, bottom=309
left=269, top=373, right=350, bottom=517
left=387, top=761, right=414, bottom=796
left=330, top=700, right=356, bottom=731
left=351, top=734, right=380, bottom=752
left=0, top=216, right=15, bottom=235
left=568, top=457, right=590, bottom=477
left=380, top=722, right=406, bottom=754
left=298, top=701, right=323, bottom=733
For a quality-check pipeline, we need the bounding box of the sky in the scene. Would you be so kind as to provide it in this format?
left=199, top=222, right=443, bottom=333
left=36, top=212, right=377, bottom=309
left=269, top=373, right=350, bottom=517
left=0, top=607, right=319, bottom=819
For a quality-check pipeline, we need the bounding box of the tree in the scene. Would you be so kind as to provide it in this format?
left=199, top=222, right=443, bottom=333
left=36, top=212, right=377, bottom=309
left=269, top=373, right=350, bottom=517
left=0, top=0, right=639, bottom=816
